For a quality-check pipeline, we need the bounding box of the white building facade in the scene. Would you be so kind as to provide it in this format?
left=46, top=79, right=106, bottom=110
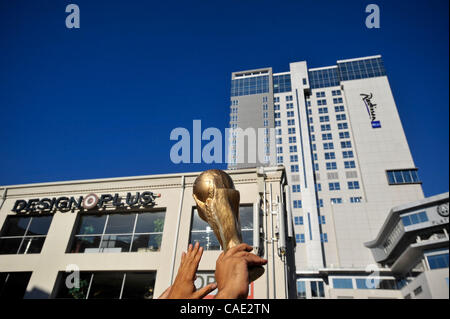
left=0, top=168, right=296, bottom=299
left=228, top=55, right=426, bottom=298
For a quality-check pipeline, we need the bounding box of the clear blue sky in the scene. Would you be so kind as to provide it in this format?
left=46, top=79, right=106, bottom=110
left=0, top=0, right=448, bottom=197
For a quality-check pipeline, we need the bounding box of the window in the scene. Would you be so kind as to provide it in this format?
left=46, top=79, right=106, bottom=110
left=0, top=215, right=53, bottom=255
left=277, top=156, right=283, bottom=164
left=310, top=281, right=325, bottom=298
left=191, top=205, right=253, bottom=250
left=401, top=211, right=428, bottom=226
left=355, top=278, right=398, bottom=290
left=276, top=128, right=282, bottom=135
left=297, top=281, right=306, bottom=299
left=274, top=112, right=280, bottom=119
left=274, top=97, right=280, bottom=103
left=287, top=119, right=295, bottom=126
left=324, top=152, right=336, bottom=160
left=322, top=133, right=333, bottom=141
left=0, top=272, right=32, bottom=299
left=69, top=211, right=165, bottom=253
left=333, top=97, right=343, bottom=104
left=332, top=90, right=341, bottom=96
left=311, top=135, right=316, bottom=142
left=277, top=146, right=283, bottom=154
left=338, top=57, right=386, bottom=81
left=289, top=136, right=297, bottom=143
left=276, top=137, right=282, bottom=145
left=316, top=92, right=325, bottom=98
left=310, top=126, right=315, bottom=133
left=289, top=146, right=297, bottom=153
left=293, top=200, right=302, bottom=208
left=318, top=107, right=328, bottom=114
left=331, top=198, right=342, bottom=204
left=329, top=182, right=340, bottom=191
left=274, top=104, right=280, bottom=111
left=320, top=233, right=328, bottom=242
left=294, top=216, right=304, bottom=225
left=286, top=95, right=293, bottom=101
left=291, top=165, right=299, bottom=173
left=288, top=127, right=296, bottom=134
left=343, top=150, right=354, bottom=158
left=317, top=99, right=327, bottom=106
left=290, top=155, right=298, bottom=162
left=55, top=271, right=156, bottom=299
left=316, top=183, right=322, bottom=192
left=339, top=132, right=350, bottom=139
left=292, top=185, right=301, bottom=193
left=319, top=116, right=330, bottom=123
left=323, top=142, right=334, bottom=150
left=344, top=161, right=356, bottom=169
left=333, top=278, right=353, bottom=289
left=350, top=196, right=362, bottom=203
left=386, top=169, right=421, bottom=185
left=231, top=75, right=269, bottom=97
left=335, top=105, right=345, bottom=112
left=336, top=114, right=346, bottom=121
left=426, top=252, right=449, bottom=270
left=286, top=103, right=294, bottom=109
left=314, top=163, right=319, bottom=171
left=347, top=181, right=360, bottom=190
left=338, top=122, right=348, bottom=130
left=326, top=162, right=337, bottom=170
left=411, top=286, right=423, bottom=296
left=341, top=141, right=352, bottom=149
left=295, top=233, right=305, bottom=243
left=319, top=216, right=326, bottom=224
left=318, top=199, right=324, bottom=208
left=321, top=124, right=331, bottom=131
left=287, top=111, right=294, bottom=118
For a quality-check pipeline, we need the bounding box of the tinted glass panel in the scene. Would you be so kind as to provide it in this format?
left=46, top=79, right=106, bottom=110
left=333, top=278, right=353, bottom=289
left=0, top=238, right=22, bottom=254
left=55, top=272, right=92, bottom=299
left=121, top=272, right=156, bottom=299
left=0, top=272, right=32, bottom=299
left=297, top=281, right=306, bottom=299
left=70, top=236, right=102, bottom=253
left=18, top=237, right=46, bottom=254
left=1, top=217, right=30, bottom=236
left=26, top=216, right=53, bottom=236
left=134, top=212, right=165, bottom=233
left=76, top=215, right=107, bottom=235
left=104, top=214, right=135, bottom=234
left=100, top=235, right=132, bottom=253
left=190, top=231, right=221, bottom=250
left=88, top=272, right=124, bottom=299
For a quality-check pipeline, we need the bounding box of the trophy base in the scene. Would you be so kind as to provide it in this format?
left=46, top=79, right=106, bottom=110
left=249, top=265, right=265, bottom=283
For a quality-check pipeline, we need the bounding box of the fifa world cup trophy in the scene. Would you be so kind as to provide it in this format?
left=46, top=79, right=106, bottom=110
left=193, top=169, right=265, bottom=283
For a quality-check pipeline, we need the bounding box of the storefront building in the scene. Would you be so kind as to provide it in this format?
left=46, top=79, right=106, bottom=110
left=0, top=167, right=296, bottom=299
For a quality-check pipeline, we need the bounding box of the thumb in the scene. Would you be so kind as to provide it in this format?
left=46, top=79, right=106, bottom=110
left=193, top=283, right=217, bottom=299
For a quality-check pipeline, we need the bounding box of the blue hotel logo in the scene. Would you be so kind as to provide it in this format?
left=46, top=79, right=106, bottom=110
left=361, top=93, right=381, bottom=129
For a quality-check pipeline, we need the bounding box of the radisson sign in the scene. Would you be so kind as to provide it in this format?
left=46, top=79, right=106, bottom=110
left=12, top=191, right=161, bottom=214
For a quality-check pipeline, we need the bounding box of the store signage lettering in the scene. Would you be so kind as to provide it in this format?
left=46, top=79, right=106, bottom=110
left=11, top=191, right=161, bottom=213
left=361, top=93, right=381, bottom=129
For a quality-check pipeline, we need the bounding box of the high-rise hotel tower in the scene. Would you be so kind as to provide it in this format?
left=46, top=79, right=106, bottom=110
left=228, top=55, right=425, bottom=298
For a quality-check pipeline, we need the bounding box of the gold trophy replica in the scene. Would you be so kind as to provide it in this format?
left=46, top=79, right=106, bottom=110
left=193, top=169, right=264, bottom=282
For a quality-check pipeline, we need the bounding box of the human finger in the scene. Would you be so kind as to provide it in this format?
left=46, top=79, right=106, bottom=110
left=192, top=283, right=217, bottom=299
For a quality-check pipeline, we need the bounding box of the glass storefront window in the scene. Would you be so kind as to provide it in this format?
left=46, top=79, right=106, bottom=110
left=189, top=205, right=253, bottom=251
left=55, top=271, right=156, bottom=299
left=0, top=215, right=53, bottom=255
left=69, top=211, right=165, bottom=253
left=0, top=272, right=32, bottom=299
